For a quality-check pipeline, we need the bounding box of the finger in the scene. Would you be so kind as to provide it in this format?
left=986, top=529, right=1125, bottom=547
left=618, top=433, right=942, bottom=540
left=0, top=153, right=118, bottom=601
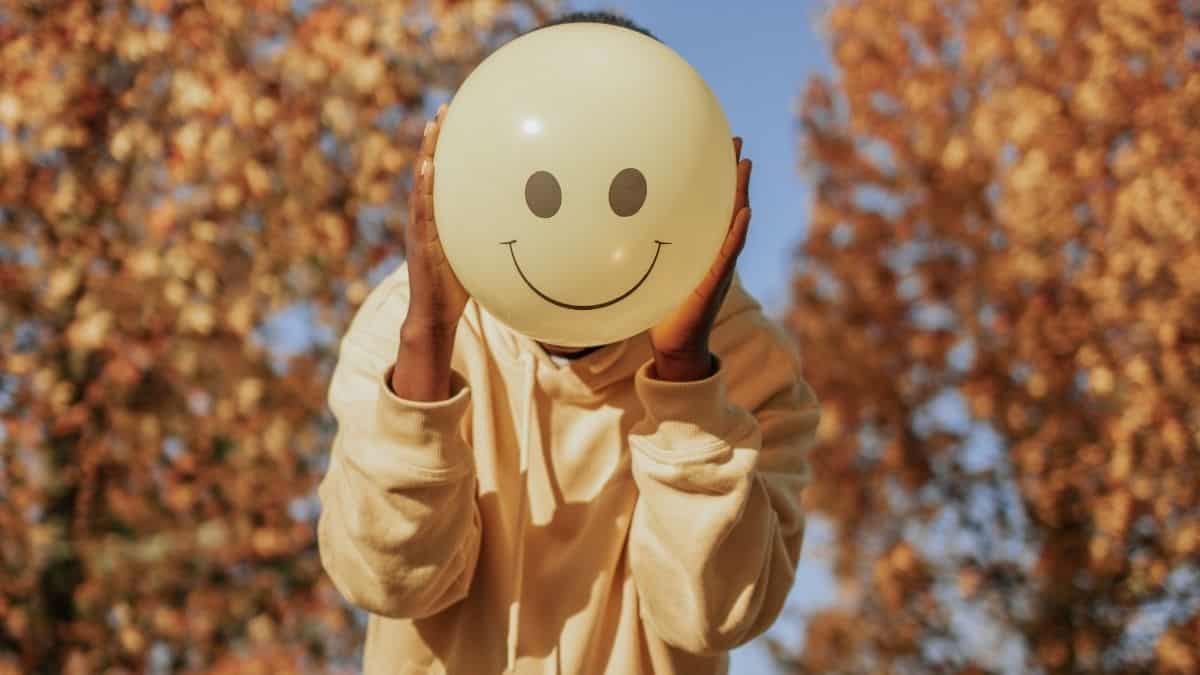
left=414, top=160, right=439, bottom=244
left=430, top=104, right=447, bottom=149
left=696, top=206, right=752, bottom=302
left=421, top=107, right=448, bottom=201
left=411, top=121, right=435, bottom=201
left=723, top=205, right=751, bottom=263
left=424, top=157, right=441, bottom=221
left=406, top=151, right=423, bottom=226
left=410, top=110, right=445, bottom=233
left=733, top=136, right=743, bottom=161
left=408, top=153, right=429, bottom=232
left=406, top=161, right=427, bottom=246
left=740, top=158, right=751, bottom=209
left=732, top=157, right=751, bottom=220
left=423, top=115, right=446, bottom=243
left=416, top=105, right=446, bottom=169
left=419, top=116, right=441, bottom=163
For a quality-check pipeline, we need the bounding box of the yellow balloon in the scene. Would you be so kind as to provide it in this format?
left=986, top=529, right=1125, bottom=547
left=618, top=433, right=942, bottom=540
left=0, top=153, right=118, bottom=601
left=434, top=22, right=736, bottom=347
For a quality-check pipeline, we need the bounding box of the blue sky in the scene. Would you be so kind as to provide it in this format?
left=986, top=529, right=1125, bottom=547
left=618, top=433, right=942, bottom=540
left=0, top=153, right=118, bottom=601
left=567, top=0, right=833, bottom=318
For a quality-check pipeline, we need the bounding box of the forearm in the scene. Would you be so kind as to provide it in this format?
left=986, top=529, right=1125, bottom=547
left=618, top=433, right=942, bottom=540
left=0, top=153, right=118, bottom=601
left=318, top=443, right=481, bottom=618
left=650, top=348, right=715, bottom=383
left=629, top=444, right=803, bottom=653
left=318, top=339, right=481, bottom=618
left=391, top=317, right=458, bottom=401
left=626, top=353, right=816, bottom=653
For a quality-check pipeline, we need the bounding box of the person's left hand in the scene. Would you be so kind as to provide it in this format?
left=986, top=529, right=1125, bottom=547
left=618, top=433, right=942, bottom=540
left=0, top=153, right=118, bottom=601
left=647, top=136, right=752, bottom=382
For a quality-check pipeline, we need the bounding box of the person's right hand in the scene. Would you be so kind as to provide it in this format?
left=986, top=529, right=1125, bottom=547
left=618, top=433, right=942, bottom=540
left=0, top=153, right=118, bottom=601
left=402, top=102, right=469, bottom=339
left=392, top=103, right=469, bottom=402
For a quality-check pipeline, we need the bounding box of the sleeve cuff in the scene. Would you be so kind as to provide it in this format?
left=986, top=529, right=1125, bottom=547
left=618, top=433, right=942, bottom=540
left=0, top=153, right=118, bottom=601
left=375, top=363, right=473, bottom=473
left=631, top=355, right=750, bottom=455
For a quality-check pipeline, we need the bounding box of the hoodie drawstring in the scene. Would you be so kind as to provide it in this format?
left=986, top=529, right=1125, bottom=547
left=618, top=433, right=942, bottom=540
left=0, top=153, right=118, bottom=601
left=505, top=352, right=538, bottom=673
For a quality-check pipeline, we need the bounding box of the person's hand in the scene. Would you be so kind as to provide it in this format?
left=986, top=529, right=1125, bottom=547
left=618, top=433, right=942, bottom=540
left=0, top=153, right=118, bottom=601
left=401, top=103, right=470, bottom=340
left=647, top=136, right=752, bottom=382
left=392, top=103, right=470, bottom=401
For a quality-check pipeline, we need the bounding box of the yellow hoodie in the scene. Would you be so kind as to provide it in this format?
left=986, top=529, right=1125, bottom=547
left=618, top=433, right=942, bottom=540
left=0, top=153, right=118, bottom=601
left=317, top=262, right=820, bottom=675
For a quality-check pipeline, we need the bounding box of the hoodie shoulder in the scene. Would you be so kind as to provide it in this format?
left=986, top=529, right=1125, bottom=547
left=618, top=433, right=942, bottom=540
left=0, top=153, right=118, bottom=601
left=342, top=262, right=412, bottom=362
left=710, top=273, right=804, bottom=382
left=711, top=271, right=767, bottom=341
left=342, top=261, right=487, bottom=364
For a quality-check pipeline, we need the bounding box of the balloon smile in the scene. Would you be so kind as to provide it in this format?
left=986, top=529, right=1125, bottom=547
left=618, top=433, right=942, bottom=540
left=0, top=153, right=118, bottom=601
left=500, top=239, right=671, bottom=310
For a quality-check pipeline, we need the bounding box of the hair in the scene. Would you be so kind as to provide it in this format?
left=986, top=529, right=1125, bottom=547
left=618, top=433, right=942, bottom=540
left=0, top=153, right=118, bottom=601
left=529, top=10, right=660, bottom=42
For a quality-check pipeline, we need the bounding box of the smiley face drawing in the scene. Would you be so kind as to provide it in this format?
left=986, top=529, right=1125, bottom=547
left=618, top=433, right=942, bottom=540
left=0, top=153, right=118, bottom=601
left=504, top=166, right=669, bottom=311
left=433, top=22, right=736, bottom=347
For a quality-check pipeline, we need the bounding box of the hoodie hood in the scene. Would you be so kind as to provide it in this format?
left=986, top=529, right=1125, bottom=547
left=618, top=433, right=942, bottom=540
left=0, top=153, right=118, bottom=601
left=475, top=273, right=760, bottom=399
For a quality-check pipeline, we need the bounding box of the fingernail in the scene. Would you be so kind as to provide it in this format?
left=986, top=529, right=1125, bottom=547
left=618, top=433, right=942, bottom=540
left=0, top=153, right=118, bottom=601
left=420, top=158, right=431, bottom=176
left=423, top=121, right=434, bottom=137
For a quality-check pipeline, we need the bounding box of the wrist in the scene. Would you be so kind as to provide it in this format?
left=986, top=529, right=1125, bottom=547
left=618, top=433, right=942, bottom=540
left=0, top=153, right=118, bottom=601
left=401, top=314, right=459, bottom=349
left=650, top=349, right=715, bottom=382
left=394, top=317, right=457, bottom=401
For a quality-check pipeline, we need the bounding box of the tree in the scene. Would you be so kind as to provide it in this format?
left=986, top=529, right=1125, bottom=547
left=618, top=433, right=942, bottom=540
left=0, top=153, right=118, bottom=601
left=788, top=0, right=1200, bottom=673
left=0, top=1, right=548, bottom=672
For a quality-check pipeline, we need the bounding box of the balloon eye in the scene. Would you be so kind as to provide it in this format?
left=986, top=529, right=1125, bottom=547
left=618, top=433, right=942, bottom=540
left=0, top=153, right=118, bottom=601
left=525, top=170, right=562, bottom=218
left=609, top=168, right=647, bottom=217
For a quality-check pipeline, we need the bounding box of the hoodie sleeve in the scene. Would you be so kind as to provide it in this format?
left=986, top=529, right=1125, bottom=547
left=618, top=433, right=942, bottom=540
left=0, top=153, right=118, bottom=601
left=316, top=269, right=481, bottom=619
left=626, top=310, right=820, bottom=654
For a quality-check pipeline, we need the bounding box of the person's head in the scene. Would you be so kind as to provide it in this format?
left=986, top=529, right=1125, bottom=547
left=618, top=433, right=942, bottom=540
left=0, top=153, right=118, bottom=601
left=520, top=11, right=660, bottom=358
left=528, top=10, right=659, bottom=43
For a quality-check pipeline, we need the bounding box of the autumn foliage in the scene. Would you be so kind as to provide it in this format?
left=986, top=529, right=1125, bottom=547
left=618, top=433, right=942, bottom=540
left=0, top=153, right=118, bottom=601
left=6, top=0, right=1200, bottom=673
left=0, top=1, right=545, bottom=672
left=788, top=0, right=1200, bottom=673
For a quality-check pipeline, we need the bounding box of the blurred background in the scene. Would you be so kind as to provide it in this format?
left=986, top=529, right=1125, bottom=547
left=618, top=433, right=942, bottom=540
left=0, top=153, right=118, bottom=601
left=2, top=0, right=1199, bottom=673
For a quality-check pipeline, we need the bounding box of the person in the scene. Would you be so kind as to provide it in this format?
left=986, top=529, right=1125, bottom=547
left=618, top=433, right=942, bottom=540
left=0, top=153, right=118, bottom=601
left=316, top=11, right=821, bottom=675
